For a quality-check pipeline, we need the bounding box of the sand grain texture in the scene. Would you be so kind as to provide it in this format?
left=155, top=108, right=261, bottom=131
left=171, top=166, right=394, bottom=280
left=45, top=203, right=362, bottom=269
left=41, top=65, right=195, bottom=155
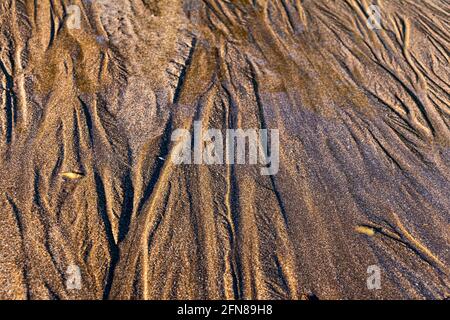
left=0, top=0, right=449, bottom=299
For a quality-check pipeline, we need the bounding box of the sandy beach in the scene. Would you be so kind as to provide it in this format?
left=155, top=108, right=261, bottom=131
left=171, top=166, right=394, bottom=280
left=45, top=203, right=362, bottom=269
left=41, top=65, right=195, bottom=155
left=0, top=0, right=449, bottom=300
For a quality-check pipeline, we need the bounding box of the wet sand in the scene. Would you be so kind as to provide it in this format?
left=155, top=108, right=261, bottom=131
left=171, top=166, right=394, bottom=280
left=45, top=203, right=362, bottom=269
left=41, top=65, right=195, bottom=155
left=0, top=0, right=449, bottom=299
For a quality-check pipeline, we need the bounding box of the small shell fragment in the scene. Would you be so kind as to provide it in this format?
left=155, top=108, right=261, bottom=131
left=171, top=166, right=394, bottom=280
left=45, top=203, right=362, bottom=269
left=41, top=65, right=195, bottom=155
left=355, top=226, right=376, bottom=237
left=61, top=172, right=84, bottom=180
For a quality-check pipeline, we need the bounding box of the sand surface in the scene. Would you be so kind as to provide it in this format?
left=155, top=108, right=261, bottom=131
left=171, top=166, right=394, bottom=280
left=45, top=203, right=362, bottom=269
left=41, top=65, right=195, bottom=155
left=0, top=0, right=449, bottom=299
